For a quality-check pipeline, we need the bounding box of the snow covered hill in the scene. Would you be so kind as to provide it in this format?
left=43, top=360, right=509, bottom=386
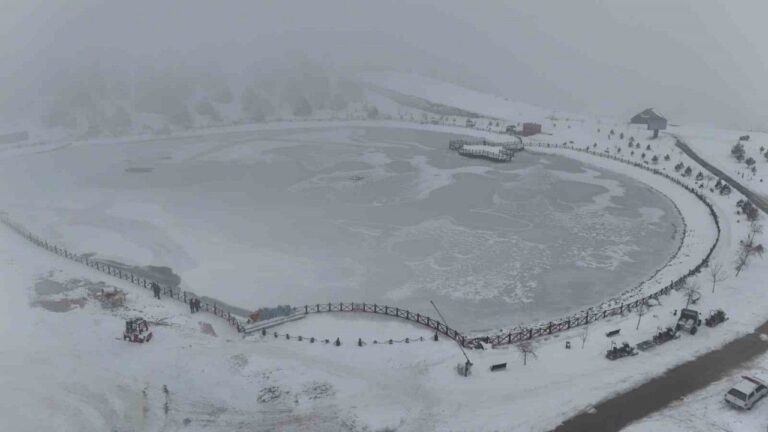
left=359, top=71, right=554, bottom=123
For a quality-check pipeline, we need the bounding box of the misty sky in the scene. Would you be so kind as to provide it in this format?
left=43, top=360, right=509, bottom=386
left=2, top=0, right=767, bottom=129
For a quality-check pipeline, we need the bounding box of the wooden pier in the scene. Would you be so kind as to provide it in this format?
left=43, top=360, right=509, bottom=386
left=448, top=139, right=523, bottom=162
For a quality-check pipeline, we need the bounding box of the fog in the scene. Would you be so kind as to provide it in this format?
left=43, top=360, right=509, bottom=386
left=2, top=0, right=767, bottom=130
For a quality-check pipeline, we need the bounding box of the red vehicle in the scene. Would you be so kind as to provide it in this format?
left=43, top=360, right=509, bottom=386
left=123, top=318, right=153, bottom=343
left=705, top=309, right=728, bottom=327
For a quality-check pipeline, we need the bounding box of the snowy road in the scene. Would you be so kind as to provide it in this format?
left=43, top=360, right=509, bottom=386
left=553, top=321, right=768, bottom=432
left=674, top=136, right=768, bottom=213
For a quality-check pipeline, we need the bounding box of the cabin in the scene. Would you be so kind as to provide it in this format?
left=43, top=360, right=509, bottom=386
left=520, top=122, right=542, bottom=137
left=630, top=109, right=667, bottom=126
left=466, top=119, right=476, bottom=128
left=630, top=109, right=667, bottom=138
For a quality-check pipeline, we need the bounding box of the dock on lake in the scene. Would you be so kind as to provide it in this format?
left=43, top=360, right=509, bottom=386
left=448, top=139, right=524, bottom=162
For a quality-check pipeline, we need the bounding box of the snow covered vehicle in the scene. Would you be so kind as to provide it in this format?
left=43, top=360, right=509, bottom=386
left=675, top=308, right=702, bottom=335
left=652, top=327, right=679, bottom=345
left=725, top=376, right=768, bottom=409
left=606, top=342, right=637, bottom=360
left=705, top=309, right=728, bottom=327
left=123, top=318, right=153, bottom=343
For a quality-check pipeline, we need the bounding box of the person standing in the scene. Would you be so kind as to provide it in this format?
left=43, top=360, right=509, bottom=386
left=151, top=282, right=161, bottom=299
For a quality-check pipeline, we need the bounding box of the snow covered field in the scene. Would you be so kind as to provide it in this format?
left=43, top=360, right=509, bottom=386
left=4, top=72, right=768, bottom=431
left=622, top=350, right=768, bottom=432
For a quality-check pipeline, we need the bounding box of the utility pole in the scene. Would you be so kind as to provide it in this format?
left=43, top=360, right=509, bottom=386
left=430, top=301, right=472, bottom=376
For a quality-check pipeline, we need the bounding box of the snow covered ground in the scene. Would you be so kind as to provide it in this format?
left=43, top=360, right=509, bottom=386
left=4, top=72, right=768, bottom=431
left=622, top=351, right=768, bottom=432
left=359, top=71, right=553, bottom=124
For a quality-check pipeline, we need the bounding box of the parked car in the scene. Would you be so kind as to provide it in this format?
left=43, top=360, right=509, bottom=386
left=725, top=376, right=768, bottom=409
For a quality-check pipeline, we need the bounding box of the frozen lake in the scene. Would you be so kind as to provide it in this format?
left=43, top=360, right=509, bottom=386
left=0, top=126, right=682, bottom=332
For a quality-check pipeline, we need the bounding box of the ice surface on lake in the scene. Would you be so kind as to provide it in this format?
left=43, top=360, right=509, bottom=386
left=0, top=127, right=682, bottom=332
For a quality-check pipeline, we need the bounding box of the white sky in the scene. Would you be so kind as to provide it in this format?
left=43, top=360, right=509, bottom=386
left=2, top=0, right=767, bottom=129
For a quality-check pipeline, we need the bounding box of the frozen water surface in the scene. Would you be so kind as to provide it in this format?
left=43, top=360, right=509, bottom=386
left=0, top=127, right=682, bottom=332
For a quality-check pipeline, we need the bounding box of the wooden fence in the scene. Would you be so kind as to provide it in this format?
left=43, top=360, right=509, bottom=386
left=0, top=215, right=245, bottom=333
left=0, top=139, right=722, bottom=348
left=301, top=302, right=467, bottom=346
left=466, top=142, right=722, bottom=347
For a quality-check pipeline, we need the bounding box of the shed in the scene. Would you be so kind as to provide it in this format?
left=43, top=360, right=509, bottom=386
left=521, top=122, right=542, bottom=137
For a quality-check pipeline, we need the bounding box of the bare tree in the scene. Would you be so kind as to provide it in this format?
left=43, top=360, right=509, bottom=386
left=684, top=281, right=701, bottom=308
left=517, top=341, right=538, bottom=366
left=708, top=262, right=729, bottom=293
left=735, top=222, right=764, bottom=276
left=635, top=300, right=648, bottom=330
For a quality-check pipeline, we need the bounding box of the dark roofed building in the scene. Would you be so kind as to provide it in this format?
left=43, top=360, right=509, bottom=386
left=630, top=108, right=665, bottom=125
left=630, top=108, right=667, bottom=138
left=521, top=122, right=542, bottom=137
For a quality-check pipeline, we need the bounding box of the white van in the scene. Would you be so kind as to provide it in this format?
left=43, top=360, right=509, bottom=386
left=725, top=376, right=768, bottom=410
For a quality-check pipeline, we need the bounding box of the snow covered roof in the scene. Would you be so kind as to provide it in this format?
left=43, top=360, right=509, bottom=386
left=732, top=377, right=762, bottom=394
left=631, top=108, right=666, bottom=123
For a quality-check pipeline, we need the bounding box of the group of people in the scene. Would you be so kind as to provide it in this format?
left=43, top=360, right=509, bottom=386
left=150, top=279, right=202, bottom=314
left=189, top=297, right=202, bottom=313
